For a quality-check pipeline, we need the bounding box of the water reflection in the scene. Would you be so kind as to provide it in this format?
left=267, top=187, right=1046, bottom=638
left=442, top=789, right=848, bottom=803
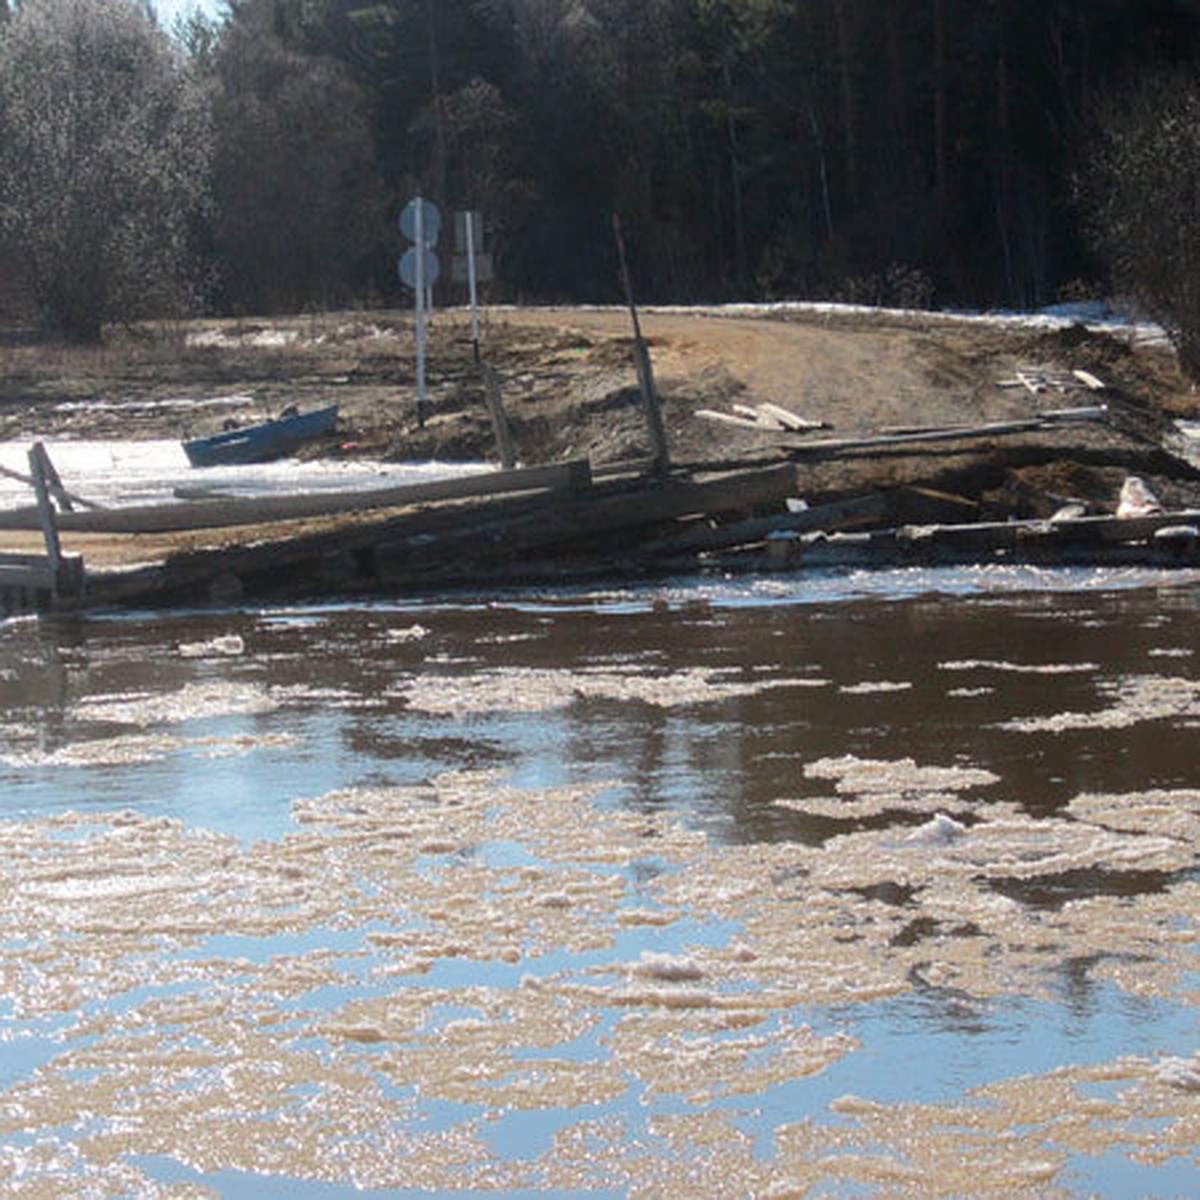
left=1, top=567, right=1199, bottom=1194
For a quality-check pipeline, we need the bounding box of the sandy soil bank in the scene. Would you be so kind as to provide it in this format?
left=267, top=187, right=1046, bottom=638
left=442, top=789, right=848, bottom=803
left=2, top=303, right=1198, bottom=515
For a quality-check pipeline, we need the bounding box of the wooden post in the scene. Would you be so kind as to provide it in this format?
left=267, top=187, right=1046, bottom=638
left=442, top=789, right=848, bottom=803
left=28, top=444, right=63, bottom=572
left=37, top=446, right=75, bottom=512
left=483, top=366, right=517, bottom=469
left=0, top=459, right=102, bottom=511
left=28, top=443, right=68, bottom=604
left=612, top=214, right=670, bottom=477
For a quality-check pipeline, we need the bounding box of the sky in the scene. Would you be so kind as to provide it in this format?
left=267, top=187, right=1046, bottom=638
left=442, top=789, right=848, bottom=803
left=153, top=0, right=224, bottom=32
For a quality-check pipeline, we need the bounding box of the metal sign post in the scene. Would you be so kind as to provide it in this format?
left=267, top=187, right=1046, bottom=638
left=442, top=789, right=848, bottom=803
left=415, top=200, right=426, bottom=424
left=398, top=196, right=442, bottom=427
left=465, top=211, right=479, bottom=361
left=453, top=211, right=494, bottom=364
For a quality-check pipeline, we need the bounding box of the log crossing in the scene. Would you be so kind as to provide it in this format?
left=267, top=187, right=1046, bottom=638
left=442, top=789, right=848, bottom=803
left=741, top=511, right=1200, bottom=571
left=2, top=440, right=1197, bottom=617
left=0, top=459, right=803, bottom=612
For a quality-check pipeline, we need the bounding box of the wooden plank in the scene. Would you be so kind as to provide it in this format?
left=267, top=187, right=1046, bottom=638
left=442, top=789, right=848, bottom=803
left=845, top=511, right=1200, bottom=561
left=0, top=561, right=56, bottom=589
left=887, top=486, right=981, bottom=525
left=737, top=510, right=1200, bottom=572
left=788, top=419, right=1041, bottom=452
left=0, top=459, right=594, bottom=535
left=403, top=465, right=798, bottom=577
left=112, top=463, right=801, bottom=603
left=696, top=409, right=776, bottom=430
left=0, top=550, right=82, bottom=600
left=1072, top=369, right=1106, bottom=391
left=641, top=493, right=888, bottom=558
left=1016, top=370, right=1045, bottom=397
left=1040, top=405, right=1107, bottom=422
left=757, top=402, right=826, bottom=431
left=733, top=404, right=775, bottom=425
left=786, top=411, right=1104, bottom=455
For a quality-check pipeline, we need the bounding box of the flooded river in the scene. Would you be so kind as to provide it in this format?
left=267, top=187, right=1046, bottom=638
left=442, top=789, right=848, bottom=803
left=2, top=566, right=1200, bottom=1196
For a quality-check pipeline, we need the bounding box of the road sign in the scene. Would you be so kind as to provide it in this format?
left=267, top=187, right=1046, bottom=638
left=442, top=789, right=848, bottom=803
left=399, top=197, right=441, bottom=247
left=454, top=210, right=483, bottom=253
left=398, top=195, right=442, bottom=428
left=451, top=251, right=494, bottom=284
left=398, top=247, right=440, bottom=290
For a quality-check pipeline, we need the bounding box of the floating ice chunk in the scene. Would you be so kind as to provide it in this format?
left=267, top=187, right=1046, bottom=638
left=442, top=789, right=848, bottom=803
left=903, top=813, right=966, bottom=845
left=178, top=634, right=245, bottom=658
left=387, top=624, right=429, bottom=643
left=839, top=681, right=913, bottom=695
left=939, top=659, right=1097, bottom=675
left=611, top=985, right=717, bottom=1009
left=805, top=755, right=998, bottom=795
left=1000, top=675, right=1200, bottom=732
left=1155, top=1056, right=1200, bottom=1091
left=630, top=952, right=705, bottom=983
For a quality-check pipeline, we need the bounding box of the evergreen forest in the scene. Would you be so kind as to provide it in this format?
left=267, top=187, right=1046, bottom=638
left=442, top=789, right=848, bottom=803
left=1, top=0, right=1198, bottom=340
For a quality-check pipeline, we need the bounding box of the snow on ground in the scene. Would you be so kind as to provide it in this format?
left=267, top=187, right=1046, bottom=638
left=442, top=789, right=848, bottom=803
left=0, top=438, right=488, bottom=510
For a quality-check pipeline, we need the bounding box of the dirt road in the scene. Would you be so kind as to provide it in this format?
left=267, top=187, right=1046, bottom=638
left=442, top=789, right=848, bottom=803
left=1, top=303, right=1195, bottom=510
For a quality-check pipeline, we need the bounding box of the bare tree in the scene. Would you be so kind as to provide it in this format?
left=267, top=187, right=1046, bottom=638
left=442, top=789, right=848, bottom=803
left=0, top=0, right=212, bottom=340
left=1079, top=71, right=1200, bottom=380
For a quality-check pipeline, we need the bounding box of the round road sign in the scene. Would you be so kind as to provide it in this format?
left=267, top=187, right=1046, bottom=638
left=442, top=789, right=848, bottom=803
left=398, top=247, right=441, bottom=289
left=399, top=197, right=441, bottom=247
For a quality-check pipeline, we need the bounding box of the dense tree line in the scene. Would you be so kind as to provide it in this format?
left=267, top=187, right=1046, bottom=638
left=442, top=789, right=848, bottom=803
left=1, top=0, right=1199, bottom=346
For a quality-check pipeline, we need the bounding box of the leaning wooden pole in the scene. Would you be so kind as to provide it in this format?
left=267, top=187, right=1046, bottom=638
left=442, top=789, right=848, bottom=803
left=483, top=366, right=518, bottom=470
left=28, top=443, right=63, bottom=579
left=612, top=214, right=670, bottom=477
left=26, top=441, right=85, bottom=608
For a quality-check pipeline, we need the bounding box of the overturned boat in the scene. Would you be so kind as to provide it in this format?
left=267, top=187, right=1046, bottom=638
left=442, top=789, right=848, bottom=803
left=182, top=404, right=339, bottom=467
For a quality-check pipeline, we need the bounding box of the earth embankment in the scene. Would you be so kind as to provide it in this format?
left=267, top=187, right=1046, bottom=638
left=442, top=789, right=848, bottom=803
left=1, top=304, right=1197, bottom=516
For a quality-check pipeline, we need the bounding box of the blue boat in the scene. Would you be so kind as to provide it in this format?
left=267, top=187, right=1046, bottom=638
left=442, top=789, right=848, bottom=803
left=183, top=404, right=340, bottom=467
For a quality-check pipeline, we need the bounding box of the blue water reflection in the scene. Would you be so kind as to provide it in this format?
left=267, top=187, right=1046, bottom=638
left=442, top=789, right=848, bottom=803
left=2, top=567, right=1199, bottom=1194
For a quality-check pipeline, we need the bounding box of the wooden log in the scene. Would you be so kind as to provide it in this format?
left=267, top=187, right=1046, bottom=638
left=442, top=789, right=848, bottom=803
left=1017, top=370, right=1047, bottom=396
left=633, top=339, right=670, bottom=475
left=483, top=366, right=518, bottom=470
left=0, top=554, right=57, bottom=590
left=756, top=402, right=826, bottom=431
left=0, top=550, right=83, bottom=605
left=76, top=465, right=795, bottom=607
left=696, top=409, right=777, bottom=431
left=613, top=213, right=669, bottom=476
left=370, top=463, right=802, bottom=575
left=786, top=409, right=1104, bottom=455
left=1039, top=405, right=1107, bottom=422
left=738, top=508, right=1200, bottom=572
left=0, top=459, right=593, bottom=535
left=887, top=487, right=981, bottom=525
left=732, top=403, right=768, bottom=423
left=640, top=492, right=888, bottom=558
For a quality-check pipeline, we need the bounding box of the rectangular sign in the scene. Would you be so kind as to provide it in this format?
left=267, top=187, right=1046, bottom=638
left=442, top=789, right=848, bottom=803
left=452, top=252, right=494, bottom=284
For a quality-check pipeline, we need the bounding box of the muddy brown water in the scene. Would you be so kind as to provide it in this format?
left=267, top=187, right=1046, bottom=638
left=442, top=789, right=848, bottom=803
left=2, top=566, right=1200, bottom=1196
